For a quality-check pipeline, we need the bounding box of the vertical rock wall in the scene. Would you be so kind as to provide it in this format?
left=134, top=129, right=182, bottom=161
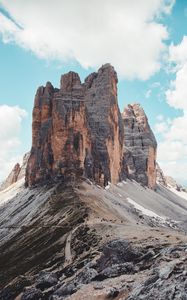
left=122, top=104, right=157, bottom=189
left=25, top=65, right=157, bottom=189
left=0, top=152, right=30, bottom=191
left=26, top=64, right=123, bottom=187
left=84, top=64, right=124, bottom=185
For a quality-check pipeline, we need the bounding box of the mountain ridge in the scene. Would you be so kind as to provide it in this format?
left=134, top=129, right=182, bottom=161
left=0, top=64, right=186, bottom=300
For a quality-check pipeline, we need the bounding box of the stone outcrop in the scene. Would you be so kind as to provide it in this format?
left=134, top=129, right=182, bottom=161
left=165, top=176, right=186, bottom=192
left=156, top=163, right=167, bottom=186
left=156, top=163, right=186, bottom=192
left=0, top=163, right=21, bottom=191
left=25, top=65, right=158, bottom=189
left=0, top=152, right=30, bottom=191
left=122, top=104, right=157, bottom=189
left=26, top=64, right=124, bottom=187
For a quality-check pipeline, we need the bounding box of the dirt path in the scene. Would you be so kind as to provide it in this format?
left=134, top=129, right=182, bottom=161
left=64, top=232, right=72, bottom=266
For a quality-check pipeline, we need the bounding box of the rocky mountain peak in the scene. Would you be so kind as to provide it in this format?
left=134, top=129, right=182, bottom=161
left=25, top=64, right=124, bottom=187
left=122, top=103, right=157, bottom=189
left=0, top=152, right=30, bottom=191
left=60, top=71, right=82, bottom=91
left=18, top=65, right=155, bottom=189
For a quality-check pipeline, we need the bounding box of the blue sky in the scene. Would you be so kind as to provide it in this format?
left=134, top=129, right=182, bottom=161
left=0, top=0, right=187, bottom=185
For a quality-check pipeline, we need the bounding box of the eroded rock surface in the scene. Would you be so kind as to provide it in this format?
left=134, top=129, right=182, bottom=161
left=156, top=163, right=167, bottom=186
left=25, top=65, right=158, bottom=189
left=0, top=177, right=187, bottom=299
left=26, top=64, right=124, bottom=187
left=0, top=152, right=30, bottom=191
left=122, top=104, right=157, bottom=189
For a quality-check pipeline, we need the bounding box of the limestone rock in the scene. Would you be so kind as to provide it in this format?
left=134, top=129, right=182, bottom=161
left=25, top=65, right=157, bottom=188
left=122, top=104, right=157, bottom=189
left=0, top=163, right=21, bottom=191
left=156, top=163, right=186, bottom=192
left=156, top=163, right=167, bottom=186
left=165, top=176, right=186, bottom=191
left=17, top=152, right=30, bottom=181
left=84, top=64, right=124, bottom=185
left=0, top=152, right=30, bottom=191
left=26, top=64, right=123, bottom=187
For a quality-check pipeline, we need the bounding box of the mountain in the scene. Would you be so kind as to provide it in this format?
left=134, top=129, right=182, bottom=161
left=0, top=64, right=186, bottom=300
left=0, top=153, right=30, bottom=191
left=25, top=64, right=156, bottom=189
left=122, top=104, right=157, bottom=189
left=156, top=163, right=187, bottom=192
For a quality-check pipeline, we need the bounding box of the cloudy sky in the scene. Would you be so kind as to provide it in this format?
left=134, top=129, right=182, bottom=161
left=0, top=0, right=187, bottom=185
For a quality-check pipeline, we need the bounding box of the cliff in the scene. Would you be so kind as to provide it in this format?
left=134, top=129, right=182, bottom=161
left=26, top=64, right=124, bottom=187
left=156, top=163, right=167, bottom=186
left=0, top=152, right=30, bottom=191
left=25, top=65, right=157, bottom=189
left=122, top=104, right=157, bottom=189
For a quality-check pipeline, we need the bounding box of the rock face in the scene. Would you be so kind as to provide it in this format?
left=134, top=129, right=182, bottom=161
left=156, top=163, right=167, bottom=186
left=165, top=176, right=186, bottom=192
left=25, top=65, right=157, bottom=188
left=26, top=64, right=124, bottom=187
left=156, top=163, right=187, bottom=192
left=122, top=104, right=157, bottom=189
left=0, top=152, right=30, bottom=191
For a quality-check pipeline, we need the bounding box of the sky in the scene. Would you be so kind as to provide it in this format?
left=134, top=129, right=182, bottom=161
left=0, top=0, right=187, bottom=185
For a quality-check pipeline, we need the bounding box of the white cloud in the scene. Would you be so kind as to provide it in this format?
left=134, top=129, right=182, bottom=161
left=0, top=0, right=174, bottom=80
left=157, top=113, right=187, bottom=184
left=166, top=63, right=187, bottom=110
left=157, top=36, right=187, bottom=184
left=0, top=105, right=27, bottom=181
left=151, top=81, right=161, bottom=88
left=154, top=121, right=168, bottom=134
left=156, top=114, right=164, bottom=121
left=145, top=89, right=151, bottom=99
left=169, top=36, right=187, bottom=70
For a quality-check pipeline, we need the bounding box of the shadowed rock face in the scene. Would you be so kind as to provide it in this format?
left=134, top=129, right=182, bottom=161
left=84, top=64, right=124, bottom=185
left=122, top=104, right=157, bottom=189
left=26, top=64, right=124, bottom=187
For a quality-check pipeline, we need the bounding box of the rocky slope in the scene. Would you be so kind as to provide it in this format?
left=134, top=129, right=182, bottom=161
left=0, top=179, right=186, bottom=299
left=0, top=64, right=186, bottom=300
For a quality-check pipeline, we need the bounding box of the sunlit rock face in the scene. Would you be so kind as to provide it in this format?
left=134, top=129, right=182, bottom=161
left=26, top=64, right=124, bottom=187
left=0, top=152, right=30, bottom=191
left=156, top=163, right=167, bottom=186
left=122, top=104, right=157, bottom=189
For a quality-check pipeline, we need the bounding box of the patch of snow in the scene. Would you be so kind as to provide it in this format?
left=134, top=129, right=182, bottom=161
left=126, top=197, right=166, bottom=220
left=96, top=185, right=102, bottom=189
left=0, top=178, right=25, bottom=206
left=105, top=185, right=110, bottom=190
left=167, top=187, right=187, bottom=201
left=117, top=182, right=123, bottom=187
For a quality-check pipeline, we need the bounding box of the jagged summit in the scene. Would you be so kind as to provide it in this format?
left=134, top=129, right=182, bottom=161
left=25, top=65, right=157, bottom=189
left=0, top=65, right=187, bottom=300
left=26, top=64, right=123, bottom=187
